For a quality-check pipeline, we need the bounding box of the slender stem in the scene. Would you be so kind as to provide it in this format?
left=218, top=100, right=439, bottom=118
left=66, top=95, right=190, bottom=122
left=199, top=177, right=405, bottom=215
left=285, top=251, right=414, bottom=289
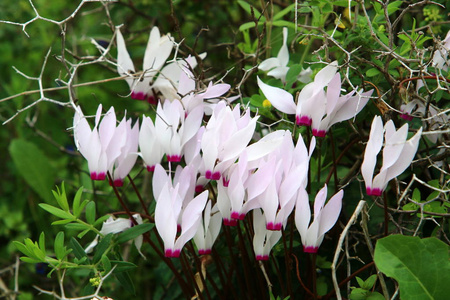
left=291, top=254, right=314, bottom=297
left=223, top=225, right=246, bottom=297
left=236, top=224, right=255, bottom=299
left=181, top=251, right=201, bottom=300
left=127, top=174, right=150, bottom=217
left=382, top=192, right=389, bottom=236
left=311, top=253, right=317, bottom=300
left=328, top=129, right=339, bottom=193
left=323, top=262, right=375, bottom=300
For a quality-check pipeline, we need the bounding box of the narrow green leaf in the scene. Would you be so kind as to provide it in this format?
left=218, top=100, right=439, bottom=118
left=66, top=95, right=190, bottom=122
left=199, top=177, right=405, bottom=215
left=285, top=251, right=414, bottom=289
left=110, top=260, right=138, bottom=273
left=93, top=215, right=111, bottom=227
left=13, top=241, right=34, bottom=258
left=52, top=219, right=74, bottom=225
left=20, top=257, right=42, bottom=264
left=271, top=20, right=297, bottom=30
left=92, top=233, right=113, bottom=263
left=78, top=229, right=91, bottom=239
left=273, top=3, right=295, bottom=21
left=239, top=21, right=258, bottom=32
left=72, top=187, right=84, bottom=218
left=39, top=203, right=74, bottom=220
left=8, top=139, right=56, bottom=202
left=85, top=202, right=96, bottom=224
left=53, top=184, right=70, bottom=212
left=116, top=224, right=153, bottom=244
left=70, top=237, right=88, bottom=261
left=356, top=276, right=365, bottom=288
left=39, top=232, right=46, bottom=253
left=374, top=235, right=450, bottom=299
left=101, top=254, right=112, bottom=274
left=114, top=272, right=135, bottom=295
left=237, top=0, right=261, bottom=18
left=54, top=232, right=65, bottom=260
left=65, top=223, right=89, bottom=231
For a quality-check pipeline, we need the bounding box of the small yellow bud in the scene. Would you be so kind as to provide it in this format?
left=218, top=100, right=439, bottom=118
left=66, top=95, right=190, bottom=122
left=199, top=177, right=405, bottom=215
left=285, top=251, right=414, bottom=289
left=262, top=99, right=272, bottom=108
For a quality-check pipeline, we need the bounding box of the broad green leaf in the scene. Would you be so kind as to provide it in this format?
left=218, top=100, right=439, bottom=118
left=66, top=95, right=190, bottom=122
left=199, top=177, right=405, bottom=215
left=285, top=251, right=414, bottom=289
left=117, top=223, right=154, bottom=244
left=9, top=139, right=56, bottom=202
left=39, top=203, right=74, bottom=220
left=374, top=235, right=450, bottom=300
left=54, top=232, right=65, bottom=260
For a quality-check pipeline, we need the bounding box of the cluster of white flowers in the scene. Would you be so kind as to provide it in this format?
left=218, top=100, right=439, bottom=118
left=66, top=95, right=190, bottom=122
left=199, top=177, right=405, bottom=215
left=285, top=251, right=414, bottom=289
left=73, top=26, right=426, bottom=260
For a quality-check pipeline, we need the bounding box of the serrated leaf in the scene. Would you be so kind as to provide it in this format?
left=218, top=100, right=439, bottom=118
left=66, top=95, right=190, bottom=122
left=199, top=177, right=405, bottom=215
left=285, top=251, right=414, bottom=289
left=73, top=187, right=84, bottom=217
left=54, top=232, right=65, bottom=260
left=374, top=235, right=450, bottom=300
left=8, top=139, right=56, bottom=202
left=116, top=223, right=153, bottom=244
left=39, top=203, right=74, bottom=220
left=85, top=202, right=96, bottom=224
left=93, top=233, right=113, bottom=263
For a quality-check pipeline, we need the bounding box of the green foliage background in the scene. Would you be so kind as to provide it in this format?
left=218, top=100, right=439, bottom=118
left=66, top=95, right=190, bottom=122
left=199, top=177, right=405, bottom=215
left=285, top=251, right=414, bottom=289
left=0, top=0, right=449, bottom=299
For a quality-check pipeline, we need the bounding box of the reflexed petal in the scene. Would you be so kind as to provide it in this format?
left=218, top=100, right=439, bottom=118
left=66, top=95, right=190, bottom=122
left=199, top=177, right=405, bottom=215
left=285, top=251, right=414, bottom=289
left=257, top=77, right=296, bottom=114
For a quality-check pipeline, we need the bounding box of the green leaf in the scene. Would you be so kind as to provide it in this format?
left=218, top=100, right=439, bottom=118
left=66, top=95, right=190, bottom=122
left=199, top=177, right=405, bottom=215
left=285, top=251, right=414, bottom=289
left=93, top=215, right=111, bottom=227
left=237, top=0, right=262, bottom=19
left=52, top=184, right=70, bottom=212
left=239, top=21, right=258, bottom=32
left=72, top=187, right=84, bottom=218
left=39, top=203, right=74, bottom=220
left=114, top=271, right=135, bottom=295
left=273, top=3, right=296, bottom=20
left=52, top=219, right=74, bottom=225
left=65, top=223, right=89, bottom=231
left=78, top=228, right=91, bottom=239
left=13, top=241, right=34, bottom=258
left=110, top=260, right=137, bottom=273
left=70, top=237, right=88, bottom=260
left=54, top=232, right=65, bottom=260
left=8, top=139, right=56, bottom=202
left=363, top=274, right=377, bottom=290
left=356, top=276, right=365, bottom=288
left=101, top=254, right=112, bottom=274
left=374, top=235, right=450, bottom=299
left=272, top=20, right=297, bottom=30
left=85, top=201, right=96, bottom=224
left=39, top=232, right=46, bottom=253
left=93, top=233, right=113, bottom=263
left=116, top=223, right=154, bottom=244
left=366, top=68, right=381, bottom=77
